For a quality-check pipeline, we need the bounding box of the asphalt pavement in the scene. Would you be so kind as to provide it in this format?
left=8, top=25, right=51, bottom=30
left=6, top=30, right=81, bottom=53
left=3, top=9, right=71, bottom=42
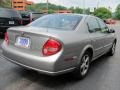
left=0, top=24, right=120, bottom=90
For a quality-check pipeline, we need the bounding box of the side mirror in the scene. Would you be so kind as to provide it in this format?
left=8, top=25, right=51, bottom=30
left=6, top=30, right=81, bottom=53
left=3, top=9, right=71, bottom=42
left=108, top=29, right=115, bottom=33
left=103, top=20, right=107, bottom=23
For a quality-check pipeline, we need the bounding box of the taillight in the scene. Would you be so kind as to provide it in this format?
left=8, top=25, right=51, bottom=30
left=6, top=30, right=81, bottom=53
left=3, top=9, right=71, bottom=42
left=30, top=18, right=33, bottom=23
left=30, top=18, right=32, bottom=23
left=5, top=32, right=9, bottom=45
left=42, top=39, right=62, bottom=56
left=19, top=19, right=23, bottom=25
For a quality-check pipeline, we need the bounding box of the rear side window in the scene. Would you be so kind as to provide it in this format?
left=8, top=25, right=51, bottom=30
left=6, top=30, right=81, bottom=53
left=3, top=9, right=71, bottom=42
left=0, top=8, right=21, bottom=18
left=97, top=18, right=109, bottom=33
left=29, top=14, right=82, bottom=30
left=86, top=17, right=100, bottom=33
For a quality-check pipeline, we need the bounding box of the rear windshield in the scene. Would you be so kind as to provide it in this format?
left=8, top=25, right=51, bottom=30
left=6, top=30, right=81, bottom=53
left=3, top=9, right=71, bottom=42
left=29, top=14, right=82, bottom=30
left=0, top=8, right=21, bottom=18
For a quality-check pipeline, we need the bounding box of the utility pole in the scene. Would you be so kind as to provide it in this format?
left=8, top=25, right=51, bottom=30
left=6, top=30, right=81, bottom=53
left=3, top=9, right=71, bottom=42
left=47, top=0, right=49, bottom=14
left=97, top=0, right=100, bottom=9
left=11, top=0, right=13, bottom=8
left=83, top=0, right=86, bottom=14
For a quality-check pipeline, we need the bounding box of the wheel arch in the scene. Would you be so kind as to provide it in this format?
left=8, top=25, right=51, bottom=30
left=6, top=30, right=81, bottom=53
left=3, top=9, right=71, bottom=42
left=114, top=38, right=117, bottom=44
left=77, top=45, right=94, bottom=65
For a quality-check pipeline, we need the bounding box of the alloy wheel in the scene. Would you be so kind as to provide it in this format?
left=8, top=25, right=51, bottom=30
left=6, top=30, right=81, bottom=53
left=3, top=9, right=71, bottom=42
left=80, top=55, right=90, bottom=76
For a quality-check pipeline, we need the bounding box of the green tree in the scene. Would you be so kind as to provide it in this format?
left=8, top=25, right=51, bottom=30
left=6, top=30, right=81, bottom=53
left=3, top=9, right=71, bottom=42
left=94, top=7, right=112, bottom=19
left=74, top=7, right=83, bottom=14
left=85, top=8, right=90, bottom=15
left=48, top=9, right=55, bottom=14
left=0, top=0, right=11, bottom=8
left=27, top=3, right=67, bottom=12
left=115, top=4, right=120, bottom=19
left=69, top=7, right=75, bottom=13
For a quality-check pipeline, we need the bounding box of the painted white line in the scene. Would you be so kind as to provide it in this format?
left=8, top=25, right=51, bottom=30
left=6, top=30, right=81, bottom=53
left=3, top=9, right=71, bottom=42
left=0, top=55, right=5, bottom=60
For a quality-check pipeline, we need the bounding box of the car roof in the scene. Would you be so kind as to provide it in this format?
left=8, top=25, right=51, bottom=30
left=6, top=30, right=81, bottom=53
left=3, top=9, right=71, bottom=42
left=50, top=13, right=96, bottom=18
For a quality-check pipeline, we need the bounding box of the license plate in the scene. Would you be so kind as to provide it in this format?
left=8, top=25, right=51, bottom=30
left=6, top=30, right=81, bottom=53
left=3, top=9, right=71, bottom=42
left=9, top=21, right=14, bottom=24
left=15, top=37, right=30, bottom=48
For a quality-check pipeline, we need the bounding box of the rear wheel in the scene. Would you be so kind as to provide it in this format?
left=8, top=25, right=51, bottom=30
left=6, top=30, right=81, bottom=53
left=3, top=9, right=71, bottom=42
left=107, top=42, right=116, bottom=56
left=73, top=51, right=91, bottom=79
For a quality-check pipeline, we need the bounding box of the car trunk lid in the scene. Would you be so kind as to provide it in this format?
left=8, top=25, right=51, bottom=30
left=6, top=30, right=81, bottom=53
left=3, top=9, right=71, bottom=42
left=7, top=26, right=57, bottom=56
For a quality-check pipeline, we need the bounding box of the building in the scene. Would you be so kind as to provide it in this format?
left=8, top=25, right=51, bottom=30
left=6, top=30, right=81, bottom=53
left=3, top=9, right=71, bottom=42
left=12, top=0, right=34, bottom=11
left=55, top=10, right=72, bottom=13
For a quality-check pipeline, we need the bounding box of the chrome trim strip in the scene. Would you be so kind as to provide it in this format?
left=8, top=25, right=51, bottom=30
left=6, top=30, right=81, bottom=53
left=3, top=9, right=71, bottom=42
left=104, top=43, right=112, bottom=48
left=95, top=43, right=112, bottom=51
left=95, top=47, right=103, bottom=51
left=92, top=51, right=106, bottom=61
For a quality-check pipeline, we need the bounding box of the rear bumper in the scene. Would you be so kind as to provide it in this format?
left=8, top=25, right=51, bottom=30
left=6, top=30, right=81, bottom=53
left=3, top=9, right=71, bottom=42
left=1, top=55, right=75, bottom=76
left=1, top=42, right=75, bottom=76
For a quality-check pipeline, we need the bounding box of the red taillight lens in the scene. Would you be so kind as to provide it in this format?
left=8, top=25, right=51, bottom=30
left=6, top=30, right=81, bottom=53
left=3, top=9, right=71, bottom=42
left=30, top=18, right=32, bottom=23
left=5, top=32, right=9, bottom=45
left=42, top=39, right=62, bottom=56
left=20, top=19, right=23, bottom=25
left=30, top=18, right=33, bottom=23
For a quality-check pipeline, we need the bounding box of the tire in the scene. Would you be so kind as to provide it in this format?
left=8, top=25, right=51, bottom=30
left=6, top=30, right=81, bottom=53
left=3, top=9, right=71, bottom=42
left=73, top=51, right=92, bottom=80
left=107, top=42, right=116, bottom=56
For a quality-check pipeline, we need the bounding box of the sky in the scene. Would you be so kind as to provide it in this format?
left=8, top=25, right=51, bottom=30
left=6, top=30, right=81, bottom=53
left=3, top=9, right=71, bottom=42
left=28, top=0, right=120, bottom=12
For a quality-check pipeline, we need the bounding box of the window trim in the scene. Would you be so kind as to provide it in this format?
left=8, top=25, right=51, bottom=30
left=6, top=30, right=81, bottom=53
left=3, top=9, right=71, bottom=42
left=85, top=17, right=101, bottom=33
left=29, top=15, right=83, bottom=30
left=97, top=18, right=109, bottom=33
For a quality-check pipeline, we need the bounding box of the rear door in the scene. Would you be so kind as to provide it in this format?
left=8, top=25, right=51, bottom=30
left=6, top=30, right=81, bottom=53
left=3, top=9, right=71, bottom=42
left=85, top=17, right=106, bottom=57
left=97, top=18, right=115, bottom=52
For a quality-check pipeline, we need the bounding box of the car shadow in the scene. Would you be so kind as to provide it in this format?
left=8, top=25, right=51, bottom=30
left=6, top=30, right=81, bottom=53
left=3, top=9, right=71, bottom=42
left=10, top=54, right=112, bottom=89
